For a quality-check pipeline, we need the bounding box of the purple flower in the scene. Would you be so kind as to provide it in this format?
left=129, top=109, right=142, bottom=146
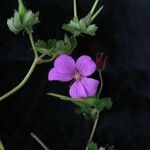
left=48, top=55, right=99, bottom=99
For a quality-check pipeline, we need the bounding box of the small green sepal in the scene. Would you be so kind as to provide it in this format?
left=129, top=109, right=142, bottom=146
left=18, top=0, right=27, bottom=20
left=87, top=142, right=98, bottom=150
left=62, top=17, right=98, bottom=36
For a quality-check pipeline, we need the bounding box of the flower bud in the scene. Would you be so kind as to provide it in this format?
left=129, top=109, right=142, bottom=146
left=18, top=0, right=27, bottom=20
left=96, top=52, right=108, bottom=70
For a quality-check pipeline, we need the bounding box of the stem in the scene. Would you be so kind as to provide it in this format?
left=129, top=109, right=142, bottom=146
left=85, top=70, right=103, bottom=150
left=90, top=0, right=99, bottom=15
left=85, top=112, right=100, bottom=150
left=91, top=6, right=104, bottom=21
left=0, top=30, right=38, bottom=102
left=0, top=140, right=5, bottom=150
left=38, top=55, right=56, bottom=64
left=28, top=31, right=38, bottom=58
left=31, top=133, right=49, bottom=150
left=0, top=58, right=38, bottom=101
left=73, top=0, right=78, bottom=18
left=97, top=70, right=103, bottom=98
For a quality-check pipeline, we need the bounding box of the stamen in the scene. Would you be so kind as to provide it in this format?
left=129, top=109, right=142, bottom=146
left=74, top=72, right=81, bottom=80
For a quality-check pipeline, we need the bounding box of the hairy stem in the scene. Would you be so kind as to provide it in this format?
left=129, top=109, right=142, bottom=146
left=31, top=133, right=49, bottom=150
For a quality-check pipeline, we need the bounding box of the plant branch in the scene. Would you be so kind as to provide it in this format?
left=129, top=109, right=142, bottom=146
left=27, top=30, right=38, bottom=58
left=31, top=133, right=49, bottom=150
left=0, top=58, right=38, bottom=101
left=0, top=29, right=38, bottom=102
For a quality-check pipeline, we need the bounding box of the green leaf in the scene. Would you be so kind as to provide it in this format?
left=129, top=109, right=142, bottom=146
left=90, top=108, right=99, bottom=120
left=7, top=18, right=20, bottom=34
left=35, top=35, right=76, bottom=56
left=84, top=24, right=98, bottom=36
left=35, top=40, right=48, bottom=49
left=35, top=40, right=51, bottom=55
left=23, top=10, right=39, bottom=29
left=95, top=97, right=113, bottom=112
left=79, top=19, right=87, bottom=31
left=69, top=36, right=77, bottom=51
left=70, top=19, right=80, bottom=29
left=85, top=96, right=98, bottom=106
left=13, top=10, right=23, bottom=29
left=88, top=142, right=98, bottom=150
left=47, top=39, right=57, bottom=49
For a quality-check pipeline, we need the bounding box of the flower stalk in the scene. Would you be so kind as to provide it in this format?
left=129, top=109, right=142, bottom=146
left=90, top=0, right=99, bottom=15
left=85, top=70, right=103, bottom=150
left=73, top=0, right=78, bottom=19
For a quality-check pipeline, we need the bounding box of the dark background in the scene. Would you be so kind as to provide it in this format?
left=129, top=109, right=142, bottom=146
left=0, top=0, right=150, bottom=149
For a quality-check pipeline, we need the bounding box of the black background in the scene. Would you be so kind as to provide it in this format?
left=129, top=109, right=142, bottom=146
left=0, top=0, right=150, bottom=149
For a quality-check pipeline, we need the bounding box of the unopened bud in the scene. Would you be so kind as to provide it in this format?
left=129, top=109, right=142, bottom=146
left=96, top=52, right=108, bottom=70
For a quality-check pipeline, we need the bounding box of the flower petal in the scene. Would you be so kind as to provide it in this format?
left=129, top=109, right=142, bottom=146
left=48, top=68, right=74, bottom=82
left=76, top=55, right=96, bottom=76
left=48, top=54, right=77, bottom=82
left=81, top=77, right=99, bottom=97
left=69, top=80, right=87, bottom=99
left=69, top=77, right=99, bottom=98
left=54, top=54, right=76, bottom=74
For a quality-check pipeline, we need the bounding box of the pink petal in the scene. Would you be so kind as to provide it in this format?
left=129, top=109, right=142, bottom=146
left=54, top=54, right=76, bottom=74
left=69, top=80, right=87, bottom=99
left=76, top=55, right=96, bottom=77
left=48, top=68, right=73, bottom=82
left=48, top=54, right=77, bottom=82
left=81, top=77, right=99, bottom=97
left=69, top=77, right=99, bottom=98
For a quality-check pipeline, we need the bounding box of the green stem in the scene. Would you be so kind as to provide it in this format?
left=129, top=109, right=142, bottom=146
left=47, top=92, right=82, bottom=101
left=91, top=6, right=104, bottom=21
left=97, top=70, right=103, bottom=98
left=0, top=30, right=38, bottom=102
left=85, top=70, right=103, bottom=150
left=73, top=0, right=78, bottom=18
left=28, top=31, right=38, bottom=58
left=0, top=140, right=5, bottom=150
left=31, top=133, right=49, bottom=150
left=38, top=55, right=56, bottom=64
left=0, top=58, right=38, bottom=101
left=90, top=0, right=99, bottom=15
left=85, top=111, right=100, bottom=150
